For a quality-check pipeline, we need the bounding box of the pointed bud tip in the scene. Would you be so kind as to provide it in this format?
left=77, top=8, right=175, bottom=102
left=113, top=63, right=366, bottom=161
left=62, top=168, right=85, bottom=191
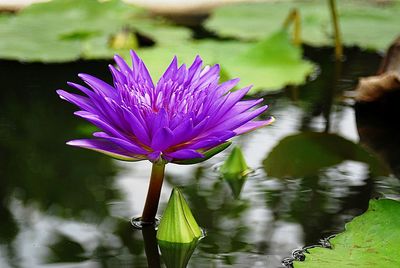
left=220, top=146, right=250, bottom=177
left=157, top=188, right=202, bottom=243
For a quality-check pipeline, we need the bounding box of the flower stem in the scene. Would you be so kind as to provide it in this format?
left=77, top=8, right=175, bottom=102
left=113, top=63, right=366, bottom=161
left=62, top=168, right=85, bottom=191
left=141, top=161, right=166, bottom=224
left=282, top=8, right=301, bottom=46
left=329, top=0, right=343, bottom=60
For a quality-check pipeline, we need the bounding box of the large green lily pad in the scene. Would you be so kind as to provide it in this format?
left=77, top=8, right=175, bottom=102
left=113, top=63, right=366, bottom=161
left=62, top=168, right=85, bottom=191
left=133, top=40, right=249, bottom=81
left=0, top=0, right=133, bottom=61
left=206, top=0, right=400, bottom=51
left=263, top=132, right=389, bottom=178
left=134, top=31, right=313, bottom=92
left=294, top=199, right=400, bottom=268
left=222, top=30, right=314, bottom=91
left=0, top=0, right=191, bottom=62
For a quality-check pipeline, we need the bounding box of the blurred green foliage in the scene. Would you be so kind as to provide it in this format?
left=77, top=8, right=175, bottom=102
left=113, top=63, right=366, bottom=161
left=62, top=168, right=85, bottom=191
left=0, top=0, right=191, bottom=61
left=0, top=0, right=315, bottom=91
left=207, top=0, right=400, bottom=50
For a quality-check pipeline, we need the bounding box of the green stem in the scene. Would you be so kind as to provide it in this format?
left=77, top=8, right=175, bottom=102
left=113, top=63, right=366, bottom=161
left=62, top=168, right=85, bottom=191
left=141, top=161, right=166, bottom=224
left=282, top=8, right=301, bottom=46
left=329, top=0, right=343, bottom=60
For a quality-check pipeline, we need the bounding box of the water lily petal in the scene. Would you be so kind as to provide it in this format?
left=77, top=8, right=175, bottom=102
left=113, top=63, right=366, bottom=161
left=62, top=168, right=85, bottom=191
left=147, top=150, right=161, bottom=161
left=166, top=149, right=203, bottom=159
left=234, top=117, right=275, bottom=135
left=151, top=127, right=175, bottom=151
left=130, top=50, right=154, bottom=87
left=159, top=56, right=178, bottom=82
left=78, top=73, right=117, bottom=98
left=187, top=138, right=223, bottom=150
left=67, top=139, right=143, bottom=161
left=93, top=132, right=148, bottom=154
left=74, top=111, right=126, bottom=140
left=114, top=54, right=132, bottom=76
left=213, top=105, right=269, bottom=132
left=56, top=90, right=93, bottom=112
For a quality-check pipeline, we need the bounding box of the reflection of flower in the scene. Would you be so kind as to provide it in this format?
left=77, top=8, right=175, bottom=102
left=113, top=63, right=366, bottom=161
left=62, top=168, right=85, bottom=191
left=57, top=51, right=273, bottom=163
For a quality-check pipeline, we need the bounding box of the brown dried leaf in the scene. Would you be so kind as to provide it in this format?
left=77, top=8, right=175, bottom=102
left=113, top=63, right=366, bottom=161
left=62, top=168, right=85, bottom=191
left=355, top=72, right=400, bottom=102
left=355, top=36, right=400, bottom=102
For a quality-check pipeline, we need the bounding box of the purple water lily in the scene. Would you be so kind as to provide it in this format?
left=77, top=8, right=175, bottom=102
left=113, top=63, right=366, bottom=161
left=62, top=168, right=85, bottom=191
left=57, top=51, right=273, bottom=163
left=57, top=51, right=273, bottom=224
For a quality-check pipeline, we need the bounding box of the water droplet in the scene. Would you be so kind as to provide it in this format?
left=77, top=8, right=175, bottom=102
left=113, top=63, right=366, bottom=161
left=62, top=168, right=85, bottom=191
left=282, top=257, right=294, bottom=267
left=292, top=249, right=306, bottom=261
left=131, top=216, right=160, bottom=229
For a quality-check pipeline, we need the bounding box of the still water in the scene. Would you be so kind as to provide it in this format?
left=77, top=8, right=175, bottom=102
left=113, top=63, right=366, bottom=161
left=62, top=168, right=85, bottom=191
left=1, top=47, right=400, bottom=268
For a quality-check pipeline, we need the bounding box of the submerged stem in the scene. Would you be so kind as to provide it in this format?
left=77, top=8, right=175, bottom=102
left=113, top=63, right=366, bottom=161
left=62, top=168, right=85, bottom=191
left=141, top=161, right=166, bottom=224
left=142, top=226, right=161, bottom=268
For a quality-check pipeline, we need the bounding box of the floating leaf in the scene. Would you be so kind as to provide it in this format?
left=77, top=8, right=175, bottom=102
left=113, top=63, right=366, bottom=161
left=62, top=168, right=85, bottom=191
left=220, top=146, right=251, bottom=198
left=130, top=20, right=192, bottom=47
left=137, top=34, right=313, bottom=93
left=133, top=41, right=248, bottom=84
left=0, top=0, right=136, bottom=61
left=157, top=188, right=202, bottom=243
left=0, top=0, right=314, bottom=91
left=263, top=132, right=389, bottom=178
left=294, top=199, right=400, bottom=268
left=206, top=1, right=400, bottom=51
left=0, top=0, right=191, bottom=62
left=223, top=30, right=314, bottom=92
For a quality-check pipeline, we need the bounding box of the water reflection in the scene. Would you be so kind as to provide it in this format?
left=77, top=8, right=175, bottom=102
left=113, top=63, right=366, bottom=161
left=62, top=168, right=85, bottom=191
left=0, top=46, right=399, bottom=267
left=0, top=60, right=120, bottom=220
left=142, top=227, right=161, bottom=268
left=356, top=98, right=400, bottom=177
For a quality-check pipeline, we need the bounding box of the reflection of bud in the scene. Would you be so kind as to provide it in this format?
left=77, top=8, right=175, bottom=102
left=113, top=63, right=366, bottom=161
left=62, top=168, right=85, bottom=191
left=158, top=239, right=199, bottom=268
left=157, top=188, right=202, bottom=268
left=157, top=188, right=202, bottom=243
left=220, top=146, right=250, bottom=198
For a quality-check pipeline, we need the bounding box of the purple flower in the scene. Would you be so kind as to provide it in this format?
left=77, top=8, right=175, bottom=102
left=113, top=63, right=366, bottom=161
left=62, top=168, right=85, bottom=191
left=57, top=51, right=274, bottom=163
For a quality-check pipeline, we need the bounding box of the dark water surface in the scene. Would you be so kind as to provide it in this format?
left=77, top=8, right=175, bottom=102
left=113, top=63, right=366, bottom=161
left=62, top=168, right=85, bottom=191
left=1, top=47, right=400, bottom=268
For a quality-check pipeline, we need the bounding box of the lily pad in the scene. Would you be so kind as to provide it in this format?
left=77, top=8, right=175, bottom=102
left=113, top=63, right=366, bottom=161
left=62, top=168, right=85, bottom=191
left=294, top=199, right=400, bottom=268
left=0, top=0, right=191, bottom=62
left=206, top=0, right=400, bottom=51
left=134, top=40, right=249, bottom=81
left=0, top=0, right=136, bottom=61
left=135, top=32, right=313, bottom=92
left=223, top=30, right=314, bottom=91
left=0, top=0, right=313, bottom=91
left=263, top=132, right=389, bottom=178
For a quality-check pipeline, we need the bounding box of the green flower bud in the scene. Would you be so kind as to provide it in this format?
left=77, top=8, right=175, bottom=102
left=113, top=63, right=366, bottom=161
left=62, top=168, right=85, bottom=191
left=157, top=188, right=202, bottom=243
left=220, top=146, right=251, bottom=198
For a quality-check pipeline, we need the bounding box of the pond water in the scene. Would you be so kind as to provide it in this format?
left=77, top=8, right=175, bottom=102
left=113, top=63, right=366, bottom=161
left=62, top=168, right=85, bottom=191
left=1, top=46, right=400, bottom=268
